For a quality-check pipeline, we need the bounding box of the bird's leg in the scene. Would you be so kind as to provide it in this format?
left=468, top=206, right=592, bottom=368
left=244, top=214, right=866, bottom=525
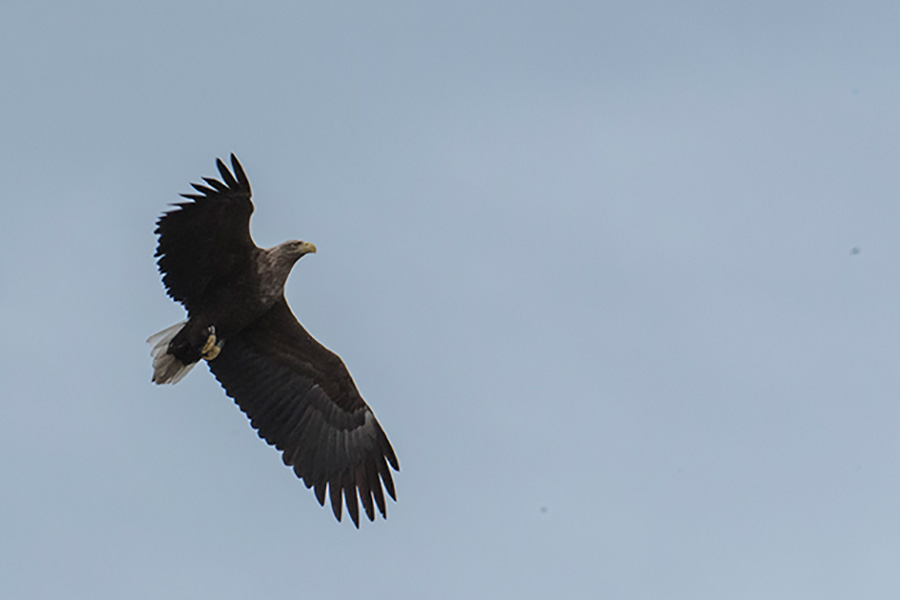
left=201, top=325, right=223, bottom=361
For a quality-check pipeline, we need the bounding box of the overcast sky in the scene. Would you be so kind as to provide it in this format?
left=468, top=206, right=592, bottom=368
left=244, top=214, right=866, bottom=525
left=3, top=1, right=900, bottom=598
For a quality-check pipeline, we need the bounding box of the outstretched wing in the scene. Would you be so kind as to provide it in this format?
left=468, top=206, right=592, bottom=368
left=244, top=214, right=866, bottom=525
left=207, top=298, right=399, bottom=527
left=155, top=154, right=255, bottom=308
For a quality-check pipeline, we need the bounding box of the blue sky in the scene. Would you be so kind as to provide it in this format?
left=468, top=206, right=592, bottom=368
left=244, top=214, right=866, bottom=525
left=3, top=2, right=900, bottom=598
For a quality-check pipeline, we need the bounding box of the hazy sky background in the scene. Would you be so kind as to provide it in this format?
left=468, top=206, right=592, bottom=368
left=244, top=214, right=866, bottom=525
left=3, top=1, right=900, bottom=598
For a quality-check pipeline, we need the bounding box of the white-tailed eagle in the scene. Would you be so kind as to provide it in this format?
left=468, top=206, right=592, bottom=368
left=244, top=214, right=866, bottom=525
left=148, top=155, right=398, bottom=527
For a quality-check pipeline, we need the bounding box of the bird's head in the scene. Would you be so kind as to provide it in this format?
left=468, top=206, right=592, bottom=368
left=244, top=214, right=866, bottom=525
left=283, top=240, right=317, bottom=260
left=268, top=240, right=317, bottom=272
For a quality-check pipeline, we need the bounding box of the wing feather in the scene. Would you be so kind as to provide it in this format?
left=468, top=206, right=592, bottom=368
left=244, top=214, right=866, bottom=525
left=217, top=156, right=239, bottom=187
left=356, top=462, right=375, bottom=522
left=330, top=479, right=344, bottom=523
left=207, top=298, right=399, bottom=526
left=154, top=154, right=255, bottom=307
left=343, top=471, right=360, bottom=527
left=202, top=177, right=229, bottom=192
left=368, top=459, right=386, bottom=517
left=314, top=482, right=327, bottom=505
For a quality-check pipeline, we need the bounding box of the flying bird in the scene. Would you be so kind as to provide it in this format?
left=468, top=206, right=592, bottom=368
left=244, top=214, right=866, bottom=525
left=147, top=154, right=398, bottom=526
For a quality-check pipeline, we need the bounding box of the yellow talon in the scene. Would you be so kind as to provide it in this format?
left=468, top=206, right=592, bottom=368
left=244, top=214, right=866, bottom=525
left=201, top=329, right=222, bottom=361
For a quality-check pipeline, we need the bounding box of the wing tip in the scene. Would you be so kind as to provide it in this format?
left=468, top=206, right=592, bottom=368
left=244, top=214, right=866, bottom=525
left=174, top=155, right=251, bottom=202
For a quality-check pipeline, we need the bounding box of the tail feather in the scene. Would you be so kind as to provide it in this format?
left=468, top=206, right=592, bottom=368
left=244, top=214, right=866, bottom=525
left=147, top=321, right=197, bottom=384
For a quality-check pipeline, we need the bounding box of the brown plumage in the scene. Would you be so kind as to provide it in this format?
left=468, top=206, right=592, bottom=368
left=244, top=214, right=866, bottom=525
left=148, top=154, right=398, bottom=526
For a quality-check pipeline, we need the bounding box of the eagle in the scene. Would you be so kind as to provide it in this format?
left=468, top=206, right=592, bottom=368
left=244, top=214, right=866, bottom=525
left=147, top=154, right=398, bottom=527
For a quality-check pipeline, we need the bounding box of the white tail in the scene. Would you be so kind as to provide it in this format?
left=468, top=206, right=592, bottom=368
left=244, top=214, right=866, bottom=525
left=147, top=321, right=197, bottom=384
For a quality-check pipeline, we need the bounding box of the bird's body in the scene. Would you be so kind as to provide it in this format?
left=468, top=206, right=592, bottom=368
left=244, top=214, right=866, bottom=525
left=148, top=155, right=398, bottom=526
